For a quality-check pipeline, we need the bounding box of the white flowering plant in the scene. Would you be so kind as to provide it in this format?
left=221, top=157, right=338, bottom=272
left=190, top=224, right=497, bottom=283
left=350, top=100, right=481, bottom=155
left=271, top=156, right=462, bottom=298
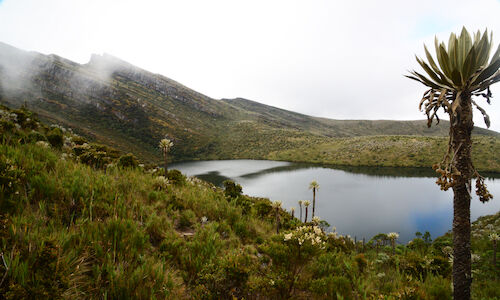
left=259, top=225, right=328, bottom=298
left=283, top=225, right=327, bottom=249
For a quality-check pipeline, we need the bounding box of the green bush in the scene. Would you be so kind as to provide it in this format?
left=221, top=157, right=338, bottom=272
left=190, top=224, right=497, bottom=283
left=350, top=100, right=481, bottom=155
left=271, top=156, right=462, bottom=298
left=354, top=253, right=367, bottom=273
left=117, top=153, right=138, bottom=168
left=178, top=209, right=196, bottom=229
left=0, top=120, right=16, bottom=132
left=195, top=249, right=253, bottom=299
left=166, top=169, right=186, bottom=186
left=234, top=196, right=252, bottom=215
left=46, top=128, right=64, bottom=149
left=254, top=199, right=272, bottom=218
left=79, top=149, right=112, bottom=169
left=71, top=136, right=87, bottom=145
left=146, top=213, right=172, bottom=246
left=178, top=223, right=223, bottom=284
left=223, top=180, right=242, bottom=198
left=27, top=131, right=47, bottom=143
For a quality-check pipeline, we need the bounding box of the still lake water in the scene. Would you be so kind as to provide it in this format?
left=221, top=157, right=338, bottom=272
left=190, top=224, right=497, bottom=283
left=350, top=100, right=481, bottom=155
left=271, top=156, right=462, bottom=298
left=171, top=160, right=500, bottom=243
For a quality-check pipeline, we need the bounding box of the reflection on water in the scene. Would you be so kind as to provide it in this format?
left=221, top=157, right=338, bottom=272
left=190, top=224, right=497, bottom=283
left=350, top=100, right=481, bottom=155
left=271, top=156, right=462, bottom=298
left=171, top=160, right=500, bottom=243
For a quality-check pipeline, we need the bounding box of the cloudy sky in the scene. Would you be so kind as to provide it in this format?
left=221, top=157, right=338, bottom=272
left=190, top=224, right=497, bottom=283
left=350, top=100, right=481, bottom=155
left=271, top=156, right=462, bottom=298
left=1, top=0, right=499, bottom=131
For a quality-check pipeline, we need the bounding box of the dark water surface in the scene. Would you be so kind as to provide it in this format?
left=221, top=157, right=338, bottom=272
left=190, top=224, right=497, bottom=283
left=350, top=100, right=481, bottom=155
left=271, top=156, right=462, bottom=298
left=171, top=160, right=500, bottom=243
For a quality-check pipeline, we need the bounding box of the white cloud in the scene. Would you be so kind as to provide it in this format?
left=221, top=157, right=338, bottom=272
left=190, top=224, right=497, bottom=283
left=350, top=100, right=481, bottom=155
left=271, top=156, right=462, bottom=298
left=0, top=0, right=499, bottom=131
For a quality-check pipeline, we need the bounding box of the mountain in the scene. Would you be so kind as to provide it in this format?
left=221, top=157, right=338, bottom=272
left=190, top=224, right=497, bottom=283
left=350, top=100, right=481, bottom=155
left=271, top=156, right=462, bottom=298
left=0, top=42, right=498, bottom=163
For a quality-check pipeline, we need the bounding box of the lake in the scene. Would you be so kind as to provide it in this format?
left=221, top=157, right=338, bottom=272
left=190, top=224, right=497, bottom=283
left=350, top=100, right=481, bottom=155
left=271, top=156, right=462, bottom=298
left=171, top=160, right=500, bottom=243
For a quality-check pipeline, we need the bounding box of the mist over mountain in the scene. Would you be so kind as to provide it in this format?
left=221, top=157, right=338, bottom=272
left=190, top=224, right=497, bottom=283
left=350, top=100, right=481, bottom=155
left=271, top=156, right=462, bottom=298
left=0, top=42, right=498, bottom=163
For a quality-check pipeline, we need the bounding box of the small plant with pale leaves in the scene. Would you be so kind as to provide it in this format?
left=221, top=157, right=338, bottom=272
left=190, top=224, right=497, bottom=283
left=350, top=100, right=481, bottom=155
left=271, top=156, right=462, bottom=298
left=35, top=141, right=50, bottom=149
left=283, top=225, right=327, bottom=248
left=387, top=232, right=399, bottom=240
left=152, top=176, right=169, bottom=190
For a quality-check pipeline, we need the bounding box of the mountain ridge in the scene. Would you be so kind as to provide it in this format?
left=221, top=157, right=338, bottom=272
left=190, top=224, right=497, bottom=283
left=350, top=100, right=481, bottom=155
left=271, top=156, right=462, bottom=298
left=0, top=41, right=498, bottom=164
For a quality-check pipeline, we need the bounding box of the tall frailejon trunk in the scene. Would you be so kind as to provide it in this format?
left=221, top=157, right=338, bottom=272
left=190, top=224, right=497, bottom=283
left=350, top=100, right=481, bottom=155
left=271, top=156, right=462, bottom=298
left=163, top=152, right=168, bottom=172
left=299, top=205, right=302, bottom=223
left=312, top=189, right=316, bottom=218
left=305, top=207, right=308, bottom=223
left=276, top=208, right=280, bottom=234
left=451, top=92, right=473, bottom=300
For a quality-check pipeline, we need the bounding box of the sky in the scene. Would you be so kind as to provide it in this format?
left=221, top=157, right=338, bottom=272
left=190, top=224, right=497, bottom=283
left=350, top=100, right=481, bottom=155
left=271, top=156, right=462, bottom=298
left=0, top=0, right=499, bottom=131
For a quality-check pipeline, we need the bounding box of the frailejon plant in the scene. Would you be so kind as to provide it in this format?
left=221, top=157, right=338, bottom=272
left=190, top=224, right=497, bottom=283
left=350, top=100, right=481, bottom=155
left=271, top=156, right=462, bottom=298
left=407, top=27, right=500, bottom=299
left=387, top=232, right=399, bottom=256
left=159, top=138, right=173, bottom=171
left=298, top=200, right=303, bottom=223
left=309, top=180, right=320, bottom=218
left=303, top=200, right=310, bottom=223
left=272, top=200, right=282, bottom=234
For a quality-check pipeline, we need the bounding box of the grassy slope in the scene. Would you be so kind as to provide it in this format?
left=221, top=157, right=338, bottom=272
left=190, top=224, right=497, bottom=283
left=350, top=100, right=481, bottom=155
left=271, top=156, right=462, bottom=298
left=1, top=106, right=499, bottom=299
left=266, top=135, right=500, bottom=172
left=223, top=98, right=499, bottom=138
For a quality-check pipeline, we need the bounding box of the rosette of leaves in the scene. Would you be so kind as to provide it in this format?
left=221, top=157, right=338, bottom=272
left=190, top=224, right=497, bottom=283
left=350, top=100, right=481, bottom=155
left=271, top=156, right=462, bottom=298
left=407, top=28, right=499, bottom=201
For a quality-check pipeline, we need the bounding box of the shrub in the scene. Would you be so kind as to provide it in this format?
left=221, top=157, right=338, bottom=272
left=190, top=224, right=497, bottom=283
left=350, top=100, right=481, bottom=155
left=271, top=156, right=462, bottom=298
left=178, top=223, right=223, bottom=284
left=223, top=180, right=242, bottom=199
left=117, top=153, right=138, bottom=168
left=146, top=214, right=171, bottom=246
left=79, top=149, right=112, bottom=169
left=254, top=199, right=272, bottom=218
left=71, top=136, right=87, bottom=145
left=195, top=249, right=253, bottom=299
left=233, top=219, right=256, bottom=242
left=166, top=169, right=186, bottom=186
left=354, top=253, right=367, bottom=274
left=46, top=128, right=64, bottom=149
left=27, top=131, right=47, bottom=143
left=235, top=196, right=252, bottom=215
left=178, top=209, right=196, bottom=229
left=0, top=120, right=16, bottom=132
left=261, top=226, right=328, bottom=298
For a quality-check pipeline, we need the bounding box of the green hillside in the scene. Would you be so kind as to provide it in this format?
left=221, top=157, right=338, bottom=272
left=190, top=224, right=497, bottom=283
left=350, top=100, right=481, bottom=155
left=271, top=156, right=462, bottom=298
left=1, top=104, right=499, bottom=299
left=267, top=135, right=500, bottom=172
left=1, top=42, right=498, bottom=169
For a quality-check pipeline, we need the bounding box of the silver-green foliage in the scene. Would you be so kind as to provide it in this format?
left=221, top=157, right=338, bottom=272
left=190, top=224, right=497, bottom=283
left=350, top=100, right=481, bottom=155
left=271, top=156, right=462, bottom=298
left=407, top=27, right=500, bottom=128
